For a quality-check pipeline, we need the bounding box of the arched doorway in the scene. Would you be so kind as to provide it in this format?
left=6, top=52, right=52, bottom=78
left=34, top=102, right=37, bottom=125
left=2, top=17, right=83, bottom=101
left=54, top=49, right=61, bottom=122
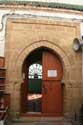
left=21, top=47, right=63, bottom=116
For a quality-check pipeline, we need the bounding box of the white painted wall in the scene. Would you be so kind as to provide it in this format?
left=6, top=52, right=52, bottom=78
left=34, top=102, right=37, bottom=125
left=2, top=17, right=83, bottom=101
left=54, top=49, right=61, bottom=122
left=0, top=9, right=83, bottom=57
left=22, top=0, right=83, bottom=5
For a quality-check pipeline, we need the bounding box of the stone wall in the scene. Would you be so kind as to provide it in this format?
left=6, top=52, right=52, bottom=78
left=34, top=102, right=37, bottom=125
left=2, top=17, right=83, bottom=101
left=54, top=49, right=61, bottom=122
left=5, top=16, right=82, bottom=117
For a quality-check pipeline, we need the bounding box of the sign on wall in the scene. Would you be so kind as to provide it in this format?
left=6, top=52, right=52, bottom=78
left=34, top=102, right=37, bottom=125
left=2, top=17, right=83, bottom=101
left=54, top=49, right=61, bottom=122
left=48, top=70, right=57, bottom=77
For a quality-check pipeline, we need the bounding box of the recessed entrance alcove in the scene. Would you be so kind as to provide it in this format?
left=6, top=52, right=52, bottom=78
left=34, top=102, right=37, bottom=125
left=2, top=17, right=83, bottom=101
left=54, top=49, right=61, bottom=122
left=21, top=47, right=63, bottom=116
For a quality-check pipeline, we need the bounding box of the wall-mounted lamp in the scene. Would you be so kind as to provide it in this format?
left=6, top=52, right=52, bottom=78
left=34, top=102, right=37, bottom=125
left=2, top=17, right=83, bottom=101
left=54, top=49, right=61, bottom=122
left=73, top=38, right=81, bottom=51
left=73, top=38, right=83, bottom=51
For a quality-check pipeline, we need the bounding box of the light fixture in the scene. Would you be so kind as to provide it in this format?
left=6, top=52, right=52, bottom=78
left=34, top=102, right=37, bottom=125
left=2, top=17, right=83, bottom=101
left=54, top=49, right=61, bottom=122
left=73, top=38, right=80, bottom=51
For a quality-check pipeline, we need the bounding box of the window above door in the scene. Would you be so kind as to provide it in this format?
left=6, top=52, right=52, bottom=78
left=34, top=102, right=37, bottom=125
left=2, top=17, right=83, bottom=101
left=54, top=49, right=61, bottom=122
left=29, top=63, right=42, bottom=79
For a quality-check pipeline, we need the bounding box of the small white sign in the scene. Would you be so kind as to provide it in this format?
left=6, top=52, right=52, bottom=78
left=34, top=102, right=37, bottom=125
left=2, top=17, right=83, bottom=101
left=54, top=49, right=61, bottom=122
left=48, top=70, right=57, bottom=77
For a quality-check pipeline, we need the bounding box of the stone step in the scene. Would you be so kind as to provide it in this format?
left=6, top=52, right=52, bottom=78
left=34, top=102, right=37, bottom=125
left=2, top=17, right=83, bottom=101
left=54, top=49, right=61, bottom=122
left=6, top=119, right=73, bottom=125
left=12, top=116, right=65, bottom=122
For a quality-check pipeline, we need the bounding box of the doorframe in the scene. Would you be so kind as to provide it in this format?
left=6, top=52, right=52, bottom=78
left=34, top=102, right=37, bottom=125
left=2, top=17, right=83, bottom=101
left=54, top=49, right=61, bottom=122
left=20, top=45, right=69, bottom=116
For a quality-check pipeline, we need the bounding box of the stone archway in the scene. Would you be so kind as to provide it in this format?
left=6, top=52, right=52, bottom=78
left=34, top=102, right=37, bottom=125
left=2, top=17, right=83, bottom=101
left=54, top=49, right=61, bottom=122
left=6, top=40, right=71, bottom=117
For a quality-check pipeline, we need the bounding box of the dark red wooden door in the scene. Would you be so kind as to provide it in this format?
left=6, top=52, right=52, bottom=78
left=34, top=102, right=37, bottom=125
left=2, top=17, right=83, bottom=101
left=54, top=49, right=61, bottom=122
left=21, top=61, right=28, bottom=113
left=42, top=51, right=63, bottom=116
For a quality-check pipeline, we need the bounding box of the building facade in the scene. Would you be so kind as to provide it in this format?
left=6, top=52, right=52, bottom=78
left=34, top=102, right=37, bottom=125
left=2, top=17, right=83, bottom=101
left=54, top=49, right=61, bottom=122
left=0, top=0, right=83, bottom=118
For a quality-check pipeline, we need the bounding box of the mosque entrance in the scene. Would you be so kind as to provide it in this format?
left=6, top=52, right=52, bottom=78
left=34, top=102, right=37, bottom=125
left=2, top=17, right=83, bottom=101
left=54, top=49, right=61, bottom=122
left=21, top=47, right=63, bottom=116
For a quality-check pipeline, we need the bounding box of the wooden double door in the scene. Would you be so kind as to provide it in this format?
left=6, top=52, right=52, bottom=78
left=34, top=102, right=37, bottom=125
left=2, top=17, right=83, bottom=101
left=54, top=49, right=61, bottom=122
left=21, top=50, right=63, bottom=116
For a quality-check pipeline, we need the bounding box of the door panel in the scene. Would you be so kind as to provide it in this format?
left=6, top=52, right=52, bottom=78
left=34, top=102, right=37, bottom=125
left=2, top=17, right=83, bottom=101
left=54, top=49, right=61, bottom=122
left=42, top=51, right=63, bottom=115
left=21, top=60, right=28, bottom=113
left=20, top=81, right=27, bottom=113
left=42, top=81, right=62, bottom=114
